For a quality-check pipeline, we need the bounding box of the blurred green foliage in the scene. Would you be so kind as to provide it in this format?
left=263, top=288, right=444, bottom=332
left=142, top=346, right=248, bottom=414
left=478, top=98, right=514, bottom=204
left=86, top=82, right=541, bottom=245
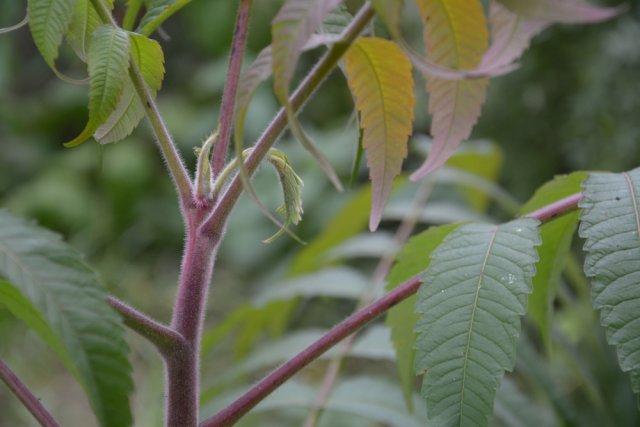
left=1, top=0, right=640, bottom=425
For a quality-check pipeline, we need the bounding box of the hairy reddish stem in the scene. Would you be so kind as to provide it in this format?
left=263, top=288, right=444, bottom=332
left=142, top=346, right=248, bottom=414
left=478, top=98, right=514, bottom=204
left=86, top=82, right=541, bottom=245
left=201, top=191, right=583, bottom=427
left=211, top=0, right=253, bottom=178
left=0, top=359, right=60, bottom=427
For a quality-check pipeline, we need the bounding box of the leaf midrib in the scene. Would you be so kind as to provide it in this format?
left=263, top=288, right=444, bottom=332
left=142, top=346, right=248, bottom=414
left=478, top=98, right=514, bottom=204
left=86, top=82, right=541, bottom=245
left=459, top=227, right=498, bottom=420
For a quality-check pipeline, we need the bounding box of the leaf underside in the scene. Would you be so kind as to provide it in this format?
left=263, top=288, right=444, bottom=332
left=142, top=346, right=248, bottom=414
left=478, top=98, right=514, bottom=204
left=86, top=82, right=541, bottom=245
left=343, top=37, right=415, bottom=231
left=415, top=219, right=540, bottom=427
left=28, top=0, right=77, bottom=68
left=0, top=210, right=133, bottom=427
left=579, top=168, right=640, bottom=403
left=412, top=0, right=489, bottom=180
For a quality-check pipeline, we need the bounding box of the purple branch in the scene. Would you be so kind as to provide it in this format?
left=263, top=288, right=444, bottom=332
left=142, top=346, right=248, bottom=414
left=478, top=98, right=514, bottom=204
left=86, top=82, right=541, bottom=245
left=0, top=359, right=60, bottom=427
left=107, top=297, right=187, bottom=356
left=211, top=0, right=253, bottom=178
left=200, top=275, right=423, bottom=427
left=525, top=192, right=583, bottom=222
left=200, top=191, right=584, bottom=427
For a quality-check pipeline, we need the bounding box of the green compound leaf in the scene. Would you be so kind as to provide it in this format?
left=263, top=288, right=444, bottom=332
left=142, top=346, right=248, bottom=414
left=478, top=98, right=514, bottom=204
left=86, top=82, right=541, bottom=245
left=28, top=0, right=76, bottom=69
left=579, top=168, right=640, bottom=404
left=415, top=219, right=540, bottom=427
left=66, top=0, right=115, bottom=61
left=0, top=210, right=133, bottom=427
left=66, top=25, right=131, bottom=147
left=95, top=32, right=165, bottom=144
left=520, top=171, right=587, bottom=354
left=385, top=224, right=460, bottom=410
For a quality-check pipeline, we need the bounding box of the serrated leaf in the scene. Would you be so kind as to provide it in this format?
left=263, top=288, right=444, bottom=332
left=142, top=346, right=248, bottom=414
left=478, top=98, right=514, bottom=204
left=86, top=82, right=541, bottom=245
left=497, top=0, right=620, bottom=23
left=28, top=0, right=76, bottom=69
left=415, top=219, right=540, bottom=427
left=343, top=37, right=415, bottom=231
left=95, top=32, right=165, bottom=144
left=521, top=172, right=586, bottom=354
left=66, top=0, right=115, bottom=62
left=137, top=0, right=191, bottom=36
left=479, top=1, right=549, bottom=71
left=385, top=224, right=460, bottom=410
left=0, top=210, right=133, bottom=427
left=66, top=25, right=130, bottom=147
left=579, top=168, right=640, bottom=402
left=372, top=0, right=404, bottom=38
left=411, top=0, right=489, bottom=180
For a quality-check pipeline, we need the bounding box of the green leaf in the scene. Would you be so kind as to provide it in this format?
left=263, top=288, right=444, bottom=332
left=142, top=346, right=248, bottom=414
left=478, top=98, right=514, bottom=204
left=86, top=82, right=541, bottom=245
left=415, top=218, right=540, bottom=427
left=28, top=0, right=76, bottom=69
left=492, top=376, right=555, bottom=427
left=579, top=168, right=640, bottom=403
left=95, top=32, right=165, bottom=144
left=137, top=0, right=192, bottom=36
left=0, top=210, right=133, bottom=427
left=66, top=25, right=131, bottom=147
left=343, top=37, right=415, bottom=231
left=272, top=0, right=344, bottom=191
left=264, top=150, right=305, bottom=243
left=385, top=224, right=460, bottom=410
left=520, top=172, right=586, bottom=354
left=66, top=0, right=115, bottom=61
left=411, top=0, right=489, bottom=180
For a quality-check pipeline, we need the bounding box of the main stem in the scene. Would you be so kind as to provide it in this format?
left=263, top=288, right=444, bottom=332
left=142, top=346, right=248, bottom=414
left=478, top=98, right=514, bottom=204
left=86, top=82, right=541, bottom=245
left=166, top=210, right=221, bottom=427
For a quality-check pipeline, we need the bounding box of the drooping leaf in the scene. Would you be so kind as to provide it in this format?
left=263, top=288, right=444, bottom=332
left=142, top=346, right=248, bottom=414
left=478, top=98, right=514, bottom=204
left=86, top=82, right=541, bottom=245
left=579, top=168, right=640, bottom=402
left=271, top=0, right=343, bottom=190
left=137, top=0, right=192, bottom=36
left=66, top=0, right=115, bottom=61
left=372, top=0, right=404, bottom=38
left=343, top=37, right=415, bottom=231
left=27, top=0, right=76, bottom=69
left=385, top=224, right=460, bottom=410
left=415, top=219, right=540, bottom=427
left=95, top=32, right=165, bottom=144
left=479, top=1, right=549, bottom=71
left=411, top=0, right=489, bottom=180
left=264, top=150, right=305, bottom=243
left=65, top=25, right=131, bottom=147
left=497, top=0, right=621, bottom=23
left=271, top=0, right=341, bottom=104
left=0, top=210, right=133, bottom=427
left=520, top=172, right=586, bottom=354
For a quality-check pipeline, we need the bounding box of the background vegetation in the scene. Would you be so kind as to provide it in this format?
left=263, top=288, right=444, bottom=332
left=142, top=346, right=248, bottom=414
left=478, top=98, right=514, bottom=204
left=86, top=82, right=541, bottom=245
left=1, top=0, right=640, bottom=425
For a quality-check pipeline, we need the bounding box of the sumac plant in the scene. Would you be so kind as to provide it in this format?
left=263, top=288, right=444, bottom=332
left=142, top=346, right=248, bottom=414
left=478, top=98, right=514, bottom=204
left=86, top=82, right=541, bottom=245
left=0, top=0, right=637, bottom=426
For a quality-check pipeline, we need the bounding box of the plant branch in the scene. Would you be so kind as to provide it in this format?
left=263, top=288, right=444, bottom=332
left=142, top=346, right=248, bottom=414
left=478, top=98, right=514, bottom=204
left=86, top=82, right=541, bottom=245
left=201, top=190, right=583, bottom=427
left=107, top=296, right=187, bottom=356
left=200, top=274, right=422, bottom=427
left=303, top=180, right=435, bottom=427
left=211, top=0, right=253, bottom=179
left=90, top=0, right=194, bottom=212
left=203, top=2, right=376, bottom=235
left=0, top=359, right=60, bottom=427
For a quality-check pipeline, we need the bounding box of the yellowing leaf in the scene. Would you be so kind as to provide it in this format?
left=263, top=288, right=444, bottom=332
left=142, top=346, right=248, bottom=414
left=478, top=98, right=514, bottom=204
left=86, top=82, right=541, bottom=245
left=343, top=37, right=415, bottom=231
left=411, top=0, right=489, bottom=180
